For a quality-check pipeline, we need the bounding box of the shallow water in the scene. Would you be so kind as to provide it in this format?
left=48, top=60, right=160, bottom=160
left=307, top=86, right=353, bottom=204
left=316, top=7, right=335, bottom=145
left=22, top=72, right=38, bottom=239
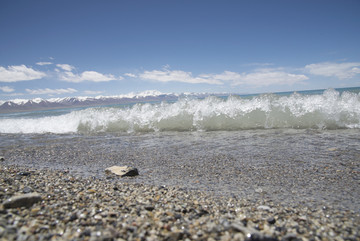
left=1, top=128, right=359, bottom=212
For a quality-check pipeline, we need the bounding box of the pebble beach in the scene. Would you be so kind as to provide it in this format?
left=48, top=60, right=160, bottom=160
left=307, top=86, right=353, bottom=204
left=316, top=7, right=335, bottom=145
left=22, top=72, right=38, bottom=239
left=1, top=129, right=360, bottom=240
left=1, top=165, right=359, bottom=241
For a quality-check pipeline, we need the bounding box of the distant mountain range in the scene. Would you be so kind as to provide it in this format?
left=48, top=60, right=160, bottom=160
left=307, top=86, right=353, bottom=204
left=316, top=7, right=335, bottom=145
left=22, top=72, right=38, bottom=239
left=0, top=90, right=217, bottom=113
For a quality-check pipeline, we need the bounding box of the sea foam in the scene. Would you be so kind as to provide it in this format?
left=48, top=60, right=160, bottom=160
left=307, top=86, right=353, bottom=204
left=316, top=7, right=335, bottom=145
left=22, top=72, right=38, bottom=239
left=0, top=89, right=359, bottom=134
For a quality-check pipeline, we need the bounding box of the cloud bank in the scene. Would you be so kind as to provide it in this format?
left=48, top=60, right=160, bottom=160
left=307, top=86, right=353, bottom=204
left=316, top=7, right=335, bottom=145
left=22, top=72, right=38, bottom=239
left=229, top=69, right=309, bottom=86
left=26, top=88, right=78, bottom=95
left=0, top=65, right=46, bottom=82
left=305, top=62, right=360, bottom=79
left=36, top=62, right=53, bottom=66
left=0, top=86, right=15, bottom=93
left=139, top=68, right=308, bottom=86
left=56, top=64, right=75, bottom=72
left=124, top=73, right=137, bottom=78
left=59, top=71, right=121, bottom=83
left=2, top=60, right=360, bottom=99
left=138, top=61, right=360, bottom=88
left=140, top=69, right=223, bottom=85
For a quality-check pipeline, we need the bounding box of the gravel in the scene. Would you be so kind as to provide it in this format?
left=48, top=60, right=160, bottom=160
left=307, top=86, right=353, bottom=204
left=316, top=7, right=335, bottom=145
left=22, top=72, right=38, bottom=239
left=1, top=165, right=359, bottom=241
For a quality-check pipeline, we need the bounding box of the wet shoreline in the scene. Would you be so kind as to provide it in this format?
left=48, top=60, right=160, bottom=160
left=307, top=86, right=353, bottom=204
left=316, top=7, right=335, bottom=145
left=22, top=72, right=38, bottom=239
left=1, top=129, right=360, bottom=240
left=1, top=129, right=359, bottom=212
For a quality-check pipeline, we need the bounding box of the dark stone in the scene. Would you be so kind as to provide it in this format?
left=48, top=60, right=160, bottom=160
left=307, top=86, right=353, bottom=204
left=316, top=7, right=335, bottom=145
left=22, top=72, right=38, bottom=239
left=3, top=178, right=13, bottom=185
left=275, top=226, right=286, bottom=233
left=126, top=226, right=136, bottom=233
left=17, top=172, right=31, bottom=176
left=122, top=167, right=139, bottom=177
left=3, top=193, right=42, bottom=209
left=5, top=226, right=17, bottom=235
left=281, top=234, right=301, bottom=241
left=80, top=229, right=91, bottom=237
left=44, top=234, right=54, bottom=240
left=69, top=213, right=78, bottom=222
left=23, top=186, right=33, bottom=194
left=248, top=233, right=262, bottom=241
left=195, top=209, right=209, bottom=217
left=267, top=217, right=276, bottom=225
left=247, top=233, right=278, bottom=241
left=0, top=209, right=7, bottom=214
left=144, top=206, right=155, bottom=211
left=262, top=236, right=279, bottom=241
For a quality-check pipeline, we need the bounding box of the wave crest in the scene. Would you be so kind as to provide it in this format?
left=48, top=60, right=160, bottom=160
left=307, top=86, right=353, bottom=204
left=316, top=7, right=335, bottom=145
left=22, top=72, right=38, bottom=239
left=1, top=89, right=359, bottom=134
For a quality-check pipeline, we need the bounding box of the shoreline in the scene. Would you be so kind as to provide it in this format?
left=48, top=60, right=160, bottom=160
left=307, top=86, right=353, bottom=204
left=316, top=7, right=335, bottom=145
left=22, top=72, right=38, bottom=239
left=1, top=164, right=359, bottom=240
left=1, top=130, right=360, bottom=213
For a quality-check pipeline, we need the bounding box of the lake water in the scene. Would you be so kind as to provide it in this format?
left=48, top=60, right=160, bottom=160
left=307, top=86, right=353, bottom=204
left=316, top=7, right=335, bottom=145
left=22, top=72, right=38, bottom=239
left=1, top=87, right=359, bottom=211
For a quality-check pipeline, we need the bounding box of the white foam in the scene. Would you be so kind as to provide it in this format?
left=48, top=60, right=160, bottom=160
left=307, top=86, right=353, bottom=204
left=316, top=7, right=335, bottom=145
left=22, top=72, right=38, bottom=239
left=1, top=89, right=359, bottom=133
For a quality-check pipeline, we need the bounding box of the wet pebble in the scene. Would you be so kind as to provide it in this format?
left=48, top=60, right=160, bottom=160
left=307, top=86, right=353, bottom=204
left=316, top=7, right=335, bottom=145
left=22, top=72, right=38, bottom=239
left=22, top=186, right=33, bottom=194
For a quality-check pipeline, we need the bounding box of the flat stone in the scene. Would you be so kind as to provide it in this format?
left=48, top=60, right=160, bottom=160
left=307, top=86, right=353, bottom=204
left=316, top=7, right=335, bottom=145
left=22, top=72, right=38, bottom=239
left=257, top=205, right=271, bottom=211
left=105, top=166, right=139, bottom=177
left=3, top=193, right=42, bottom=209
left=144, top=205, right=155, bottom=211
left=17, top=171, right=31, bottom=176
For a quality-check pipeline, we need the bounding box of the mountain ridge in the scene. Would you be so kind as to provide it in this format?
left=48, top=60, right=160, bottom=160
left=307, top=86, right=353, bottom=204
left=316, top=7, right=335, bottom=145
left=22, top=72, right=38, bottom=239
left=0, top=90, right=217, bottom=113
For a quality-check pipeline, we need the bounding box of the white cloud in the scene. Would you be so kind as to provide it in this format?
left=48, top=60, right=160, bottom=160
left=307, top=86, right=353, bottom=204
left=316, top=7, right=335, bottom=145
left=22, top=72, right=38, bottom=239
left=205, top=71, right=243, bottom=82
left=26, top=88, right=78, bottom=95
left=244, top=62, right=274, bottom=67
left=140, top=69, right=223, bottom=84
left=36, top=62, right=53, bottom=66
left=0, top=65, right=46, bottom=82
left=305, top=62, right=360, bottom=79
left=59, top=71, right=121, bottom=83
left=55, top=63, right=122, bottom=83
left=139, top=67, right=307, bottom=86
left=124, top=73, right=137, bottom=78
left=56, top=64, right=75, bottom=72
left=230, top=69, right=309, bottom=86
left=0, top=86, right=15, bottom=93
left=83, top=90, right=104, bottom=95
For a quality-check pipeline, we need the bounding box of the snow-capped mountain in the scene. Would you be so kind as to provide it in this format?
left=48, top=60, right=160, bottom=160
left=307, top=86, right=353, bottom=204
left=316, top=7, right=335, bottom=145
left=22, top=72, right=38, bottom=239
left=0, top=90, right=181, bottom=113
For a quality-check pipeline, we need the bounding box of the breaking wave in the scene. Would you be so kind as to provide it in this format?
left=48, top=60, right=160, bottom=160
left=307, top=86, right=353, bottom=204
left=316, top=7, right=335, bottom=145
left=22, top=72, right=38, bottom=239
left=1, top=89, right=360, bottom=134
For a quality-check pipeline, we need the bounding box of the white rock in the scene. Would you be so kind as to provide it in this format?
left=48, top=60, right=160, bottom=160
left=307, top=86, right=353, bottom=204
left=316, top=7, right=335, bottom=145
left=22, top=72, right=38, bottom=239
left=105, top=166, right=139, bottom=177
left=257, top=205, right=271, bottom=211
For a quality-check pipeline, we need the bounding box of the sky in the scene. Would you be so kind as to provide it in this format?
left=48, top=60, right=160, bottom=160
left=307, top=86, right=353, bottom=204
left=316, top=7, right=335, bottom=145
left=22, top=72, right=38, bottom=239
left=0, top=0, right=360, bottom=100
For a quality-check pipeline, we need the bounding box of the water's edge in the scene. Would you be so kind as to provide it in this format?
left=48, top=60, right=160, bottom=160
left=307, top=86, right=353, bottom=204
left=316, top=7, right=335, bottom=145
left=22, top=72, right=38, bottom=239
left=1, top=129, right=359, bottom=212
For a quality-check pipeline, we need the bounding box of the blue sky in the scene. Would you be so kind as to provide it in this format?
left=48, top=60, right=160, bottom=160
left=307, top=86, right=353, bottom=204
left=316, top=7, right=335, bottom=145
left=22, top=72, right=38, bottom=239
left=0, top=0, right=359, bottom=100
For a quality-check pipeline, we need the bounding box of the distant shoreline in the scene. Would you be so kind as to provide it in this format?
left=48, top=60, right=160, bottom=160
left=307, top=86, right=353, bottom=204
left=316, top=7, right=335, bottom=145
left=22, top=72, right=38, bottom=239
left=1, top=86, right=359, bottom=114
